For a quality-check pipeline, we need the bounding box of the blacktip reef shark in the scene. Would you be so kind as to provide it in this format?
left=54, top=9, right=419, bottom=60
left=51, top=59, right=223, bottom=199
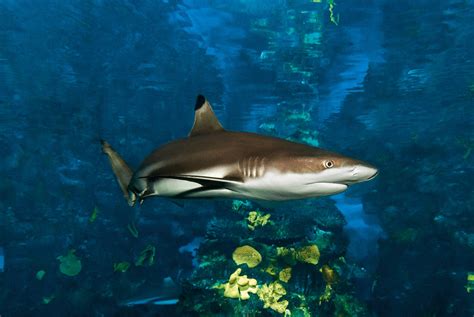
left=102, top=95, right=378, bottom=206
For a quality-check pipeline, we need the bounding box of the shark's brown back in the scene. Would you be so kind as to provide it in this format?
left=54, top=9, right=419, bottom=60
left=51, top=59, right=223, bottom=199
left=135, top=130, right=336, bottom=180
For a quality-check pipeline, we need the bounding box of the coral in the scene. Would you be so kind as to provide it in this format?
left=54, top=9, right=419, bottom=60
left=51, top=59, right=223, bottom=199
left=35, top=270, right=46, bottom=281
left=293, top=305, right=312, bottom=317
left=232, top=245, right=262, bottom=268
left=334, top=294, right=366, bottom=317
left=277, top=245, right=320, bottom=266
left=307, top=227, right=334, bottom=252
left=113, top=261, right=131, bottom=273
left=206, top=217, right=250, bottom=240
left=257, top=281, right=289, bottom=314
left=319, top=284, right=333, bottom=305
left=276, top=247, right=298, bottom=266
left=135, top=245, right=155, bottom=266
left=199, top=251, right=227, bottom=269
left=279, top=267, right=292, bottom=283
left=232, top=199, right=252, bottom=212
left=320, top=264, right=338, bottom=285
left=296, top=245, right=320, bottom=265
left=179, top=194, right=353, bottom=316
left=265, top=262, right=278, bottom=276
left=219, top=268, right=258, bottom=300
left=286, top=110, right=311, bottom=122
left=57, top=249, right=82, bottom=277
left=247, top=211, right=271, bottom=230
left=319, top=265, right=338, bottom=304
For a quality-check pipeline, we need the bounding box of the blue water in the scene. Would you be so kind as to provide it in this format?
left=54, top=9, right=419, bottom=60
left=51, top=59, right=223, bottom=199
left=1, top=0, right=473, bottom=316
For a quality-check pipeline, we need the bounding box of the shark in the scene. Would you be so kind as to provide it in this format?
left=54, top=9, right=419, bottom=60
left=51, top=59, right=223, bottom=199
left=102, top=95, right=378, bottom=206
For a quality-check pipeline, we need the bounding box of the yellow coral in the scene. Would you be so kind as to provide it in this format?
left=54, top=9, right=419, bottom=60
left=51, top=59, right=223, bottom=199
left=257, top=281, right=288, bottom=314
left=279, top=267, right=292, bottom=283
left=247, top=211, right=271, bottom=230
left=233, top=245, right=262, bottom=268
left=296, top=245, right=320, bottom=265
left=276, top=247, right=298, bottom=266
left=265, top=262, right=278, bottom=276
left=221, top=268, right=258, bottom=300
left=320, top=264, right=337, bottom=285
left=277, top=245, right=320, bottom=266
left=271, top=300, right=289, bottom=314
left=319, top=284, right=333, bottom=305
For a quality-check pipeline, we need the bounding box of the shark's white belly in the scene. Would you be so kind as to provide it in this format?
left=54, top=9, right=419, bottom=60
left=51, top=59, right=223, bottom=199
left=236, top=171, right=348, bottom=200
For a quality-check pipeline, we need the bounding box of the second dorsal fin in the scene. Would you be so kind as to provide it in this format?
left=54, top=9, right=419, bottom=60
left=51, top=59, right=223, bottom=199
left=189, top=95, right=225, bottom=137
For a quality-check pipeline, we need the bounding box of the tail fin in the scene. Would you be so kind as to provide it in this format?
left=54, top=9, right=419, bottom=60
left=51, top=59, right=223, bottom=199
left=101, top=140, right=135, bottom=206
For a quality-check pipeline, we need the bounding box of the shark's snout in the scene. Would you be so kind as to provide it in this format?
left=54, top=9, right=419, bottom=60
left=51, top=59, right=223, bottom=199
left=352, top=165, right=378, bottom=181
left=350, top=165, right=378, bottom=182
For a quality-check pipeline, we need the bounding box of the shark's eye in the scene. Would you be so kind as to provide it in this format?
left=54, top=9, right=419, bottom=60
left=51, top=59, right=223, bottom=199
left=324, top=160, right=334, bottom=168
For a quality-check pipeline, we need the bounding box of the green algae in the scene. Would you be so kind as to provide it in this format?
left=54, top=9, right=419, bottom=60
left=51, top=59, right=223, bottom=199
left=36, top=270, right=46, bottom=281
left=89, top=206, right=99, bottom=223
left=135, top=245, right=155, bottom=267
left=57, top=249, right=82, bottom=277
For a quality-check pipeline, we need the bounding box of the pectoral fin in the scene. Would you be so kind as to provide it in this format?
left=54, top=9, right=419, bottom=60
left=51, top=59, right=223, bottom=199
left=141, top=174, right=243, bottom=198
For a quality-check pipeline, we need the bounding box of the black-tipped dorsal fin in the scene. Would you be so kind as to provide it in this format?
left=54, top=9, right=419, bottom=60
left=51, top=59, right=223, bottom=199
left=189, top=95, right=224, bottom=137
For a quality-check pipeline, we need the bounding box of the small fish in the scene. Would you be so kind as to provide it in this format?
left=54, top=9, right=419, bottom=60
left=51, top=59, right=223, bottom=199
left=113, top=262, right=131, bottom=273
left=102, top=95, right=378, bottom=206
left=120, top=277, right=181, bottom=306
left=42, top=295, right=55, bottom=304
left=89, top=206, right=99, bottom=223
left=127, top=222, right=139, bottom=238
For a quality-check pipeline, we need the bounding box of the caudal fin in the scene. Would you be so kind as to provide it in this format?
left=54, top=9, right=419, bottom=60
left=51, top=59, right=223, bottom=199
left=101, top=140, right=135, bottom=206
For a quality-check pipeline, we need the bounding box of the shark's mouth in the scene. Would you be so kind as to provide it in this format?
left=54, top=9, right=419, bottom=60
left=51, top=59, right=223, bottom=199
left=367, top=170, right=379, bottom=180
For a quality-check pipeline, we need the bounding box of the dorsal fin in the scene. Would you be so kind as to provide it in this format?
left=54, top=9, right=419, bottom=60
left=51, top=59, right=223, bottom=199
left=189, top=95, right=225, bottom=137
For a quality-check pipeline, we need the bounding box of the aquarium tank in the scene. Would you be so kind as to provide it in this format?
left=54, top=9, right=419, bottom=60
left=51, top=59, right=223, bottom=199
left=0, top=0, right=473, bottom=316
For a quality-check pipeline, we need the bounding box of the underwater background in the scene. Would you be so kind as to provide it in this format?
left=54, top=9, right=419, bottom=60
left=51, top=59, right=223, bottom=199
left=1, top=0, right=473, bottom=316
